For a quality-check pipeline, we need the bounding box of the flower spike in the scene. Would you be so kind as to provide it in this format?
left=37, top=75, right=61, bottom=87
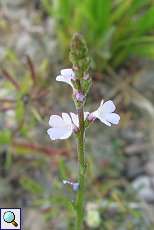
left=47, top=34, right=120, bottom=229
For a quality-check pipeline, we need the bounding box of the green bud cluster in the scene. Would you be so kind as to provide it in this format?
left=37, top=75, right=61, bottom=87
left=69, top=33, right=92, bottom=102
left=69, top=33, right=90, bottom=77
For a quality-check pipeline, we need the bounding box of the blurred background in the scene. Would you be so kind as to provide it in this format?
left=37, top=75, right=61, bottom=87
left=0, top=0, right=154, bottom=229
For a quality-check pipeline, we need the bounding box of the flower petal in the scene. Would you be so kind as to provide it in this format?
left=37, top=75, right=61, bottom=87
left=70, top=112, right=79, bottom=127
left=61, top=69, right=75, bottom=79
left=49, top=115, right=64, bottom=127
left=105, top=113, right=120, bottom=125
left=91, top=110, right=98, bottom=118
left=47, top=128, right=66, bottom=140
left=56, top=75, right=66, bottom=82
left=97, top=117, right=111, bottom=126
left=62, top=113, right=72, bottom=125
left=101, top=100, right=116, bottom=114
left=56, top=74, right=72, bottom=85
left=60, top=128, right=73, bottom=139
left=47, top=127, right=72, bottom=140
left=100, top=99, right=104, bottom=106
left=72, top=183, right=79, bottom=191
left=56, top=74, right=74, bottom=88
left=84, top=112, right=90, bottom=119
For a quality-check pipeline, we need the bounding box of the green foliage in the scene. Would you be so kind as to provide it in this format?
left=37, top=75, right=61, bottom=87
left=15, top=100, right=25, bottom=122
left=42, top=0, right=154, bottom=70
left=20, top=176, right=44, bottom=195
left=0, top=53, right=51, bottom=161
left=0, top=130, right=11, bottom=145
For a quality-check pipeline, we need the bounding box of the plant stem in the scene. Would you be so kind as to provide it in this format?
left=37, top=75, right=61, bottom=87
left=75, top=106, right=86, bottom=230
left=69, top=32, right=90, bottom=229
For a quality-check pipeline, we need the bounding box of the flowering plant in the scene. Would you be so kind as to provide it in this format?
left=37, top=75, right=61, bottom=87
left=47, top=33, right=120, bottom=229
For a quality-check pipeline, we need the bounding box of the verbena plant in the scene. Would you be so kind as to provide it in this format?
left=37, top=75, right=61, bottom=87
left=42, top=0, right=154, bottom=70
left=47, top=33, right=120, bottom=229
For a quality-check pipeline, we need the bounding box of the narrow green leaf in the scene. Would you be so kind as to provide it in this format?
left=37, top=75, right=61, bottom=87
left=16, top=100, right=24, bottom=122
left=20, top=176, right=44, bottom=195
left=0, top=130, right=11, bottom=145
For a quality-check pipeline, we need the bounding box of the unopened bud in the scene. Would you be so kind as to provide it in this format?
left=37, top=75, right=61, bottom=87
left=87, top=113, right=96, bottom=122
left=69, top=33, right=90, bottom=76
left=75, top=92, right=85, bottom=102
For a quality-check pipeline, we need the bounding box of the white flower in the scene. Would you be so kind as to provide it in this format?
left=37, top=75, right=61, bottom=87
left=56, top=69, right=75, bottom=89
left=47, top=113, right=73, bottom=140
left=47, top=112, right=89, bottom=140
left=92, top=100, right=120, bottom=126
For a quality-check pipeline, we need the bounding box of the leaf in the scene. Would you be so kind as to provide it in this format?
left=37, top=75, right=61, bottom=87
left=4, top=48, right=18, bottom=63
left=31, top=107, right=43, bottom=123
left=58, top=158, right=68, bottom=179
left=0, top=130, right=11, bottom=145
left=20, top=176, right=44, bottom=195
left=133, top=6, right=154, bottom=35
left=96, top=0, right=111, bottom=33
left=130, top=44, right=154, bottom=59
left=4, top=149, right=12, bottom=170
left=42, top=0, right=52, bottom=16
left=16, top=100, right=25, bottom=122
left=51, top=0, right=154, bottom=69
left=111, top=0, right=132, bottom=23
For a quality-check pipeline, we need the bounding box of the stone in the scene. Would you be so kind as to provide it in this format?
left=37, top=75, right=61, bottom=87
left=125, top=156, right=144, bottom=179
left=145, top=161, right=154, bottom=176
left=132, top=176, right=154, bottom=202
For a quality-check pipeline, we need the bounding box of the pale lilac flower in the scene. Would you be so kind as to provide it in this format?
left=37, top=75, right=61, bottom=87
left=75, top=92, right=85, bottom=102
left=47, top=113, right=73, bottom=140
left=72, top=183, right=80, bottom=191
left=63, top=180, right=79, bottom=191
left=56, top=69, right=75, bottom=89
left=47, top=112, right=89, bottom=140
left=91, top=100, right=120, bottom=126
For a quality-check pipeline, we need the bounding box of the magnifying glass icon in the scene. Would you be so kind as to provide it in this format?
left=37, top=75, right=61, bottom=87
left=3, top=211, right=18, bottom=227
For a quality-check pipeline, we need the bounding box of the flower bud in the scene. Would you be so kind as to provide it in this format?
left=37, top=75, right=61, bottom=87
left=75, top=92, right=85, bottom=102
left=87, top=113, right=96, bottom=122
left=69, top=33, right=91, bottom=77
